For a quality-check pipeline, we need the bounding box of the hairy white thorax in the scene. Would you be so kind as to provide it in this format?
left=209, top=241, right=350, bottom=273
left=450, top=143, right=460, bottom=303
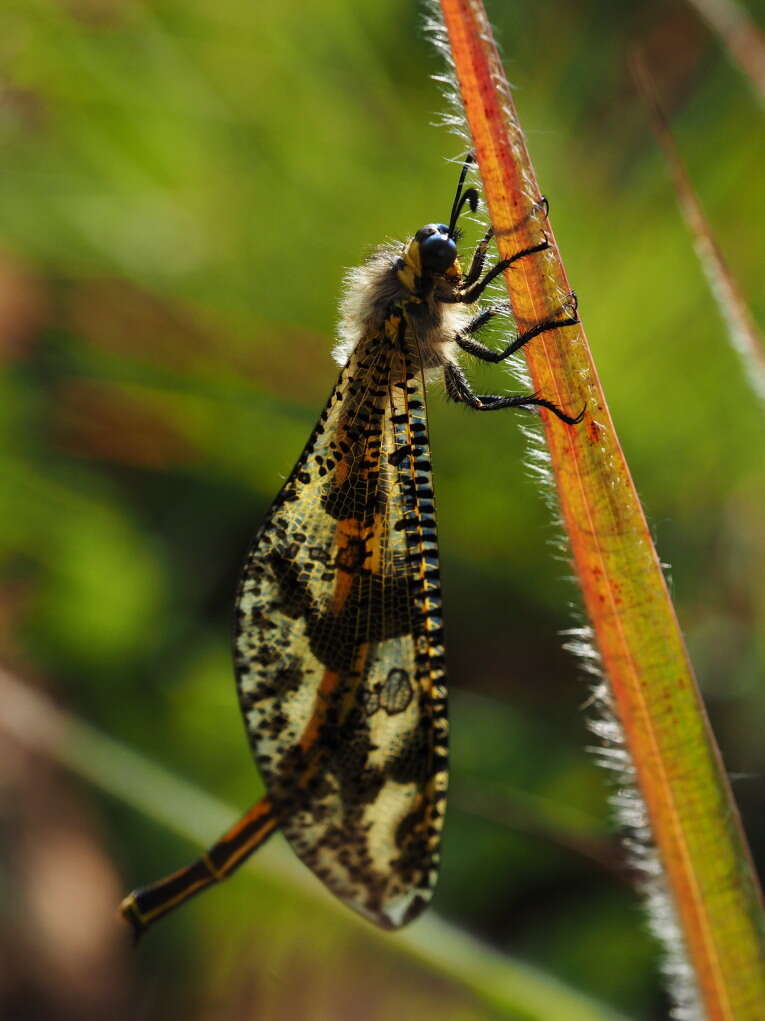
left=334, top=243, right=472, bottom=375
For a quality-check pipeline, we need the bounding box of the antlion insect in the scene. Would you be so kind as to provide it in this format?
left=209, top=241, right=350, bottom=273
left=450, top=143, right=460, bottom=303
left=121, top=155, right=583, bottom=936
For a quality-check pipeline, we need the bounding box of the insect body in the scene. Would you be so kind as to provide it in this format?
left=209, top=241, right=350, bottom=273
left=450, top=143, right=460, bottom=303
left=120, top=158, right=583, bottom=937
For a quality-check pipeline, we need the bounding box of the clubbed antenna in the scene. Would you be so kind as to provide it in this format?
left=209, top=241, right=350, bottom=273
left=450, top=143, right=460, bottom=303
left=447, top=152, right=479, bottom=237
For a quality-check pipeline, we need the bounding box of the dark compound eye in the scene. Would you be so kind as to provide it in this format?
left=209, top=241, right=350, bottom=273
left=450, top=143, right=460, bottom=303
left=412, top=223, right=458, bottom=273
left=421, top=233, right=457, bottom=272
left=418, top=226, right=457, bottom=273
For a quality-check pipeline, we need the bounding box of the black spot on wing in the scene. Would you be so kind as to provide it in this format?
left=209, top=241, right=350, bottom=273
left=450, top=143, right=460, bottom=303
left=268, top=550, right=317, bottom=621
left=323, top=706, right=385, bottom=811
left=388, top=445, right=412, bottom=467
left=387, top=721, right=430, bottom=786
left=266, top=549, right=412, bottom=673
left=335, top=537, right=369, bottom=574
left=393, top=799, right=431, bottom=882
left=306, top=572, right=413, bottom=672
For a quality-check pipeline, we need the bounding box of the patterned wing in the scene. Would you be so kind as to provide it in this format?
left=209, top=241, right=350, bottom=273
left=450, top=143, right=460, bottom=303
left=234, top=312, right=447, bottom=929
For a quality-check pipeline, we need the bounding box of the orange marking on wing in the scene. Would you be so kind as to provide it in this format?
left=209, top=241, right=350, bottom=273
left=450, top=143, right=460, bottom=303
left=298, top=643, right=372, bottom=753
left=298, top=667, right=341, bottom=753
left=330, top=519, right=363, bottom=614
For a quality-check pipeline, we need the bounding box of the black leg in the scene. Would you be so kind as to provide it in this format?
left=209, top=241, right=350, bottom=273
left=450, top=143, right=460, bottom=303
left=457, top=194, right=550, bottom=298
left=451, top=238, right=551, bottom=305
left=462, top=303, right=509, bottom=337
left=444, top=363, right=585, bottom=425
left=462, top=227, right=495, bottom=288
left=456, top=294, right=579, bottom=364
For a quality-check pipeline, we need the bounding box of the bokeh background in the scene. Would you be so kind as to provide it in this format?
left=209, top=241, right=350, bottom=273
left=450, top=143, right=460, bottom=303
left=2, top=0, right=764, bottom=1018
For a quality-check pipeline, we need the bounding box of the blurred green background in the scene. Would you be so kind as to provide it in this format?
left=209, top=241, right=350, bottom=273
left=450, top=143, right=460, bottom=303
left=2, top=0, right=764, bottom=1018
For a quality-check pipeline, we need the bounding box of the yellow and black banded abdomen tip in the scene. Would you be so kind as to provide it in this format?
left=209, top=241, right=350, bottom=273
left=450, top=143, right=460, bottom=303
left=119, top=856, right=220, bottom=941
left=119, top=892, right=147, bottom=943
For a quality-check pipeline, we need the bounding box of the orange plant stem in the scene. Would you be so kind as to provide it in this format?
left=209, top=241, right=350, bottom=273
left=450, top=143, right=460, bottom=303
left=439, top=1, right=765, bottom=1017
